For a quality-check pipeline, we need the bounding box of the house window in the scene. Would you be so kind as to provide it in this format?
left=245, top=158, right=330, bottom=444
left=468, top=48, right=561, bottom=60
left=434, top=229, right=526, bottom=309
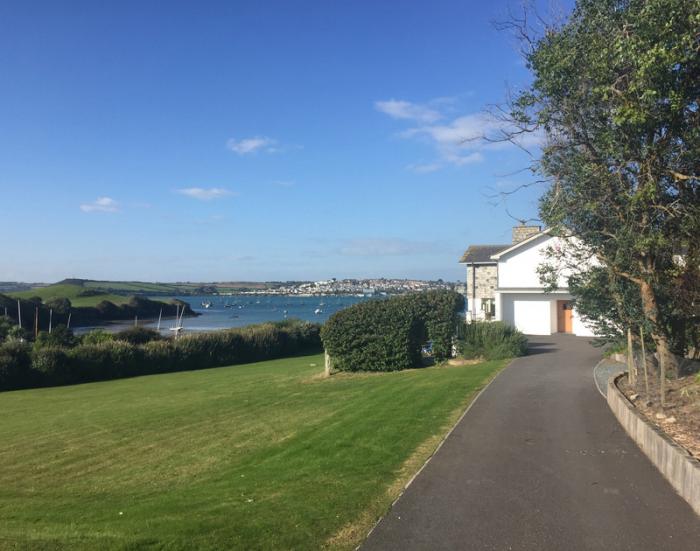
left=481, top=298, right=495, bottom=319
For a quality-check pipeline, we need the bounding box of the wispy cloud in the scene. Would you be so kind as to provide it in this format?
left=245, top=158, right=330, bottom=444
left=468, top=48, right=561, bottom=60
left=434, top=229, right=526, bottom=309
left=376, top=96, right=543, bottom=170
left=406, top=162, right=442, bottom=174
left=80, top=197, right=119, bottom=213
left=338, top=238, right=439, bottom=257
left=227, top=136, right=278, bottom=155
left=175, top=187, right=235, bottom=200
left=374, top=99, right=442, bottom=123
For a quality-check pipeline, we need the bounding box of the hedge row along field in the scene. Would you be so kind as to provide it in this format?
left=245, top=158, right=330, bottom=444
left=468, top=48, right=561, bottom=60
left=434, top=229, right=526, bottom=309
left=0, top=320, right=321, bottom=391
left=321, top=290, right=465, bottom=372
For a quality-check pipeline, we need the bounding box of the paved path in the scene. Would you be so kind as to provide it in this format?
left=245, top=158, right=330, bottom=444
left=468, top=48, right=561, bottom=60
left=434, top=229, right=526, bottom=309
left=593, top=358, right=626, bottom=397
left=363, top=335, right=700, bottom=550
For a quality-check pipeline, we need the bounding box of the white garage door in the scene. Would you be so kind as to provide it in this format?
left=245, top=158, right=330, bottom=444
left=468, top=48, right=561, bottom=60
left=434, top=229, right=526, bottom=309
left=512, top=298, right=552, bottom=335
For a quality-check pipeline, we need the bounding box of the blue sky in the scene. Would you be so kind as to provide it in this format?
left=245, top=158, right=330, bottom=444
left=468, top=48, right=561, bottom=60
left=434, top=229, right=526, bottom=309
left=1, top=1, right=564, bottom=283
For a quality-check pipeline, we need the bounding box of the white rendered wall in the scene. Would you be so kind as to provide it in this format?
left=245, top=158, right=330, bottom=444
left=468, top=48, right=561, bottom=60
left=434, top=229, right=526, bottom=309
left=572, top=308, right=596, bottom=337
left=498, top=234, right=574, bottom=289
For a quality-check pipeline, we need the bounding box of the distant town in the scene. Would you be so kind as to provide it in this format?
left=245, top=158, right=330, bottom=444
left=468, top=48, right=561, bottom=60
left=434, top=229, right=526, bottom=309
left=0, top=278, right=466, bottom=297
left=230, top=278, right=463, bottom=297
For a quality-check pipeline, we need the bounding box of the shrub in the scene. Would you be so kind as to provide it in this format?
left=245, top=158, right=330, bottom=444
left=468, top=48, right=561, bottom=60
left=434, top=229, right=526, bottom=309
left=114, top=326, right=163, bottom=345
left=35, top=325, right=77, bottom=348
left=81, top=329, right=114, bottom=345
left=457, top=321, right=528, bottom=360
left=31, top=347, right=71, bottom=384
left=0, top=341, right=33, bottom=390
left=321, top=290, right=465, bottom=372
left=67, top=340, right=145, bottom=381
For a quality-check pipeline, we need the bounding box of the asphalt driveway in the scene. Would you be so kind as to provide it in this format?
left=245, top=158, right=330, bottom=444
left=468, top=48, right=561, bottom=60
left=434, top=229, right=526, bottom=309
left=362, top=335, right=700, bottom=550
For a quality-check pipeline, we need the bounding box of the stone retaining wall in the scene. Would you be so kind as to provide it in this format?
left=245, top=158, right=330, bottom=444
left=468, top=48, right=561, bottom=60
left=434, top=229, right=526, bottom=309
left=607, top=374, right=700, bottom=516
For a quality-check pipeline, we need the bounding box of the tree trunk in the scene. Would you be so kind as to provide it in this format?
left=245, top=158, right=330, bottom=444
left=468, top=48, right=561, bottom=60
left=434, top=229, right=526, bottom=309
left=638, top=280, right=680, bottom=379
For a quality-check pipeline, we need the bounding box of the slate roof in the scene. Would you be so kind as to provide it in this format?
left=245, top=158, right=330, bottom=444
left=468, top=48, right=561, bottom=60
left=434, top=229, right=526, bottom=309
left=459, top=244, right=510, bottom=264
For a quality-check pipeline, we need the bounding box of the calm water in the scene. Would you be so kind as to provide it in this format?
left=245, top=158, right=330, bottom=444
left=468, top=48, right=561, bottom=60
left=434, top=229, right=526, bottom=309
left=77, top=294, right=374, bottom=334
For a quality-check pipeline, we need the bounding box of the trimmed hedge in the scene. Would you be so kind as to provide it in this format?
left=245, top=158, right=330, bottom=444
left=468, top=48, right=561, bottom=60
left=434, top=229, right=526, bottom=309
left=457, top=321, right=528, bottom=360
left=321, top=290, right=465, bottom=372
left=0, top=319, right=322, bottom=391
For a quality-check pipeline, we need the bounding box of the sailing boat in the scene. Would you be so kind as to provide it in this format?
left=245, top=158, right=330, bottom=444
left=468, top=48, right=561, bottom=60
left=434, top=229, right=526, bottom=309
left=169, top=305, right=186, bottom=335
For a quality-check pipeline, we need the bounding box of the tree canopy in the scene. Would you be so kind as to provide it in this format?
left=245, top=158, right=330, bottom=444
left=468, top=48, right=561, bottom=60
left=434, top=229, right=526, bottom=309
left=508, top=0, right=699, bottom=375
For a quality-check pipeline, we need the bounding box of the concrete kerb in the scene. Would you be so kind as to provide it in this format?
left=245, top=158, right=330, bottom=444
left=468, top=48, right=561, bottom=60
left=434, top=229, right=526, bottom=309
left=607, top=374, right=700, bottom=516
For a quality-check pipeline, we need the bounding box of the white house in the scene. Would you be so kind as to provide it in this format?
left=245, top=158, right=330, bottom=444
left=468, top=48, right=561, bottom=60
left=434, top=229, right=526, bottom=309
left=460, top=226, right=596, bottom=337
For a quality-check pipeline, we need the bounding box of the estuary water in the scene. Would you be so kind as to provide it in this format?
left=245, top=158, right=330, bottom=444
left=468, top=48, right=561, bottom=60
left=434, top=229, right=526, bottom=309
left=77, top=294, right=374, bottom=334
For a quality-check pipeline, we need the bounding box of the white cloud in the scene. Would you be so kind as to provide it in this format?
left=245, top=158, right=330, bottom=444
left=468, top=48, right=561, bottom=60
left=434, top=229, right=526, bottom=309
left=176, top=187, right=234, bottom=200
left=374, top=99, right=442, bottom=123
left=80, top=197, right=119, bottom=213
left=376, top=97, right=544, bottom=170
left=227, top=136, right=277, bottom=155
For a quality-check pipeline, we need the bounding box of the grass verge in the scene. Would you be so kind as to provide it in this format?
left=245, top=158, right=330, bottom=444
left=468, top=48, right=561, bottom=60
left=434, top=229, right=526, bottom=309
left=0, top=354, right=506, bottom=550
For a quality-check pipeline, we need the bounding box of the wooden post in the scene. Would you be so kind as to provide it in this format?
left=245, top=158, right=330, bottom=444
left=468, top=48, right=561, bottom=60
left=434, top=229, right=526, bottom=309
left=640, top=325, right=649, bottom=399
left=627, top=328, right=635, bottom=387
left=660, top=351, right=666, bottom=408
left=324, top=351, right=332, bottom=378
left=34, top=307, right=39, bottom=339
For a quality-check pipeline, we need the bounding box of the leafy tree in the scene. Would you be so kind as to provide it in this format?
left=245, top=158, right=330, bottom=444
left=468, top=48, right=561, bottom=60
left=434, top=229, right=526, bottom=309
left=0, top=316, right=13, bottom=343
left=504, top=0, right=700, bottom=377
left=45, top=297, right=72, bottom=315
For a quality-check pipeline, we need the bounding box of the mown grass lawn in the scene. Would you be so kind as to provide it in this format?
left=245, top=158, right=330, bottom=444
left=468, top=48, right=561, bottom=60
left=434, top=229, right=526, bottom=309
left=0, top=354, right=505, bottom=550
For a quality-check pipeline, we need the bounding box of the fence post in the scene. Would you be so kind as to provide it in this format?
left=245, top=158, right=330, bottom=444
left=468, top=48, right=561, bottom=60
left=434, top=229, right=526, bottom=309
left=627, top=327, right=636, bottom=387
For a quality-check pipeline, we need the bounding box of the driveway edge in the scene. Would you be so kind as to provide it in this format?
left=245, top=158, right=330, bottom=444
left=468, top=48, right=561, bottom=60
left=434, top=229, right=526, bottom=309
left=607, top=374, right=700, bottom=516
left=360, top=360, right=512, bottom=548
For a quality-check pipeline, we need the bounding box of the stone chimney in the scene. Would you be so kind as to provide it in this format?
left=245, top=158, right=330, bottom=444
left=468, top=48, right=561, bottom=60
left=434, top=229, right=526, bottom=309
left=512, top=224, right=542, bottom=243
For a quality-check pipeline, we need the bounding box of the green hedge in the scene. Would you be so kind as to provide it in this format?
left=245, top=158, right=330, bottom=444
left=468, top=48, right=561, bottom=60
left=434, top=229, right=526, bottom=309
left=457, top=321, right=528, bottom=360
left=0, top=319, right=322, bottom=391
left=320, top=290, right=465, bottom=372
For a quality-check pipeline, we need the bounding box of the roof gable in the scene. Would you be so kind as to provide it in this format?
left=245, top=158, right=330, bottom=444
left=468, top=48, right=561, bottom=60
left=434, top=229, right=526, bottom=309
left=490, top=228, right=552, bottom=260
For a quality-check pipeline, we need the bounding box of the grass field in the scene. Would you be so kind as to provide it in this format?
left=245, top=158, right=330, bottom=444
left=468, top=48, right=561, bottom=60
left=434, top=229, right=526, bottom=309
left=0, top=354, right=505, bottom=550
left=10, top=283, right=130, bottom=307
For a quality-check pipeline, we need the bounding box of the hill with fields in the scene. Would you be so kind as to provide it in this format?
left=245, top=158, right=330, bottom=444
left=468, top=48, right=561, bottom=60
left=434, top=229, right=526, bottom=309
left=3, top=280, right=196, bottom=328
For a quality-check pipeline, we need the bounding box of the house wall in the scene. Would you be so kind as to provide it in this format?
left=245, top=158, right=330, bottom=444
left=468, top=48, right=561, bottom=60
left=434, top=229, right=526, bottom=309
left=466, top=264, right=498, bottom=299
left=572, top=308, right=596, bottom=337
left=466, top=264, right=498, bottom=320
left=498, top=234, right=571, bottom=289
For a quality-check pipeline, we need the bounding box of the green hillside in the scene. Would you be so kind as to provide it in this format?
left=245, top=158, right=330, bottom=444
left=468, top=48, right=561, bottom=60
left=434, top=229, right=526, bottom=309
left=10, top=283, right=129, bottom=307
left=0, top=354, right=504, bottom=550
